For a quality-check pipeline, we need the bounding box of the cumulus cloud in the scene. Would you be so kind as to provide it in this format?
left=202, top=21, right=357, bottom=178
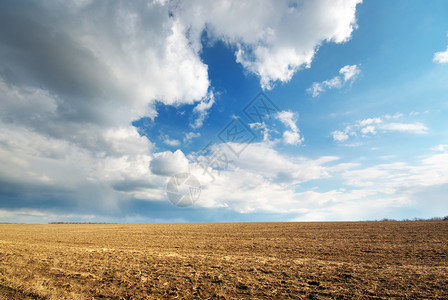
left=433, top=46, right=448, bottom=64
left=191, top=142, right=334, bottom=186
left=276, top=111, right=304, bottom=145
left=0, top=2, right=210, bottom=117
left=150, top=150, right=190, bottom=176
left=173, top=0, right=362, bottom=89
left=308, top=64, right=361, bottom=97
left=332, top=113, right=428, bottom=142
left=189, top=142, right=339, bottom=211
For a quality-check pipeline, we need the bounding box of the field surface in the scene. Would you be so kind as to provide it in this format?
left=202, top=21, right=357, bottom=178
left=0, top=222, right=447, bottom=299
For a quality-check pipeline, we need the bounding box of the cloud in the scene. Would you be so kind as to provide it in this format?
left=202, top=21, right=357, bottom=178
left=189, top=142, right=340, bottom=212
left=183, top=132, right=201, bottom=144
left=0, top=1, right=210, bottom=218
left=191, top=142, right=336, bottom=186
left=161, top=135, right=181, bottom=147
left=385, top=112, right=404, bottom=119
left=0, top=0, right=364, bottom=221
left=192, top=141, right=448, bottom=220
left=433, top=46, right=448, bottom=64
left=174, top=0, right=362, bottom=89
left=332, top=113, right=428, bottom=142
left=187, top=139, right=448, bottom=220
left=332, top=130, right=349, bottom=142
left=150, top=150, right=190, bottom=176
left=341, top=153, right=448, bottom=191
left=379, top=122, right=428, bottom=134
left=360, top=125, right=376, bottom=135
left=431, top=145, right=448, bottom=152
left=0, top=120, right=163, bottom=214
left=191, top=92, right=215, bottom=129
left=358, top=117, right=382, bottom=126
left=249, top=122, right=274, bottom=143
left=308, top=64, right=361, bottom=97
left=276, top=111, right=304, bottom=145
left=0, top=2, right=210, bottom=117
left=339, top=64, right=361, bottom=81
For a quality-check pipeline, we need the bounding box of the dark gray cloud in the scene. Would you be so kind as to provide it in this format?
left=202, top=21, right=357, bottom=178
left=0, top=178, right=97, bottom=212
left=0, top=2, right=116, bottom=123
left=111, top=179, right=160, bottom=192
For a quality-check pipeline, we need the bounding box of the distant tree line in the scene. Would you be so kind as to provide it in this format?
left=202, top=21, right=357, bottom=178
left=377, top=216, right=448, bottom=222
left=48, top=221, right=115, bottom=224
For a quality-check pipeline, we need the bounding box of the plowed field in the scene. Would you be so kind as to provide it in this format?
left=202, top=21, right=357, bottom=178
left=1, top=222, right=447, bottom=299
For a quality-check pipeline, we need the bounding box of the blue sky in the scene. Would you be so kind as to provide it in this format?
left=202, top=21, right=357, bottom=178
left=0, top=0, right=447, bottom=223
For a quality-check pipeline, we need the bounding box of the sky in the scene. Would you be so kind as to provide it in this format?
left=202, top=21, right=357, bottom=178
left=0, top=0, right=447, bottom=223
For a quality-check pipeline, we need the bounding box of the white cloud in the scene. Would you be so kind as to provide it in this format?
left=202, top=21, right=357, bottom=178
left=189, top=142, right=341, bottom=212
left=433, top=46, right=448, bottom=64
left=249, top=122, right=273, bottom=142
left=431, top=145, right=448, bottom=152
left=161, top=135, right=181, bottom=147
left=308, top=64, right=361, bottom=97
left=340, top=64, right=361, bottom=81
left=183, top=132, right=201, bottom=144
left=0, top=119, right=163, bottom=210
left=332, top=130, right=349, bottom=142
left=191, top=92, right=215, bottom=129
left=341, top=153, right=448, bottom=192
left=360, top=125, right=376, bottom=135
left=332, top=113, right=428, bottom=142
left=276, top=111, right=304, bottom=145
left=191, top=142, right=335, bottom=186
left=379, top=122, right=428, bottom=134
left=283, top=131, right=302, bottom=145
left=230, top=148, right=447, bottom=220
left=174, top=0, right=362, bottom=89
left=358, top=117, right=382, bottom=126
left=385, top=112, right=403, bottom=119
left=189, top=140, right=448, bottom=220
left=149, top=150, right=190, bottom=176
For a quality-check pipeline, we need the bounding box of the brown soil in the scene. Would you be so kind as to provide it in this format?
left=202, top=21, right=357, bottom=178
left=0, top=222, right=447, bottom=299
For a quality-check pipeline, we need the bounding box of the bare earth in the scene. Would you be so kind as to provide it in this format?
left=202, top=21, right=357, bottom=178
left=0, top=222, right=447, bottom=299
